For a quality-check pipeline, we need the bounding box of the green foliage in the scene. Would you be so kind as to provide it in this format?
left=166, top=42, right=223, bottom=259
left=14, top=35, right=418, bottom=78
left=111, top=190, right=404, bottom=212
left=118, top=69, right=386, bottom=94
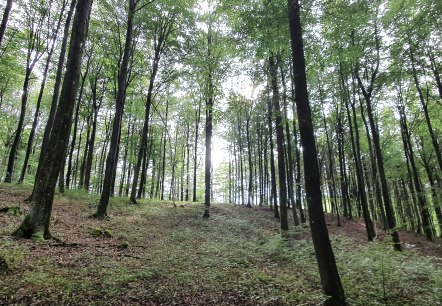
left=88, top=227, right=112, bottom=238
left=0, top=241, right=26, bottom=274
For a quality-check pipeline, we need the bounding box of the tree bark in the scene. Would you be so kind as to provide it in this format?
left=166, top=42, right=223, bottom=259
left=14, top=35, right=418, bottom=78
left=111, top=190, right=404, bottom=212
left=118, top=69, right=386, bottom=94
left=288, top=1, right=346, bottom=304
left=266, top=90, right=279, bottom=219
left=269, top=54, right=288, bottom=231
left=12, top=0, right=92, bottom=239
left=344, top=72, right=375, bottom=240
left=96, top=0, right=135, bottom=218
left=0, top=0, right=13, bottom=47
left=192, top=100, right=202, bottom=202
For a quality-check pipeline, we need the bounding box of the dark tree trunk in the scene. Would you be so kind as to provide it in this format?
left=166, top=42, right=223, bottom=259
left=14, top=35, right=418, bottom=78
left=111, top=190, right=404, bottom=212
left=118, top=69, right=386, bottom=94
left=246, top=111, right=253, bottom=208
left=269, top=54, right=288, bottom=231
left=160, top=101, right=169, bottom=201
left=280, top=64, right=299, bottom=225
left=185, top=123, right=190, bottom=201
left=420, top=150, right=442, bottom=236
left=289, top=66, right=306, bottom=223
left=397, top=90, right=433, bottom=241
left=288, top=1, right=346, bottom=304
left=12, top=0, right=92, bottom=239
left=355, top=73, right=401, bottom=250
left=66, top=61, right=90, bottom=189
left=139, top=130, right=153, bottom=199
left=202, top=27, right=214, bottom=218
left=321, top=108, right=341, bottom=227
left=192, top=100, right=202, bottom=202
left=237, top=114, right=245, bottom=206
left=36, top=0, right=76, bottom=178
left=84, top=74, right=105, bottom=191
left=96, top=0, right=135, bottom=218
left=336, top=107, right=351, bottom=219
left=344, top=73, right=375, bottom=240
left=78, top=114, right=91, bottom=188
left=130, top=43, right=164, bottom=203
left=267, top=90, right=279, bottom=219
left=427, top=48, right=442, bottom=101
left=0, top=0, right=13, bottom=47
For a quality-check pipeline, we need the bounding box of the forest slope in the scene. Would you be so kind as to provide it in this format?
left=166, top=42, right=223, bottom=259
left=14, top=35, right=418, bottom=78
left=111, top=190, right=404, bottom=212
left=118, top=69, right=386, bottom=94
left=0, top=184, right=441, bottom=306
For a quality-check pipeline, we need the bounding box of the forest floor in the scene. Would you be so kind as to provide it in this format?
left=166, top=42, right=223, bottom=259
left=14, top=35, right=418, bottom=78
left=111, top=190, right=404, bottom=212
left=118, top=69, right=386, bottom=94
left=0, top=183, right=441, bottom=306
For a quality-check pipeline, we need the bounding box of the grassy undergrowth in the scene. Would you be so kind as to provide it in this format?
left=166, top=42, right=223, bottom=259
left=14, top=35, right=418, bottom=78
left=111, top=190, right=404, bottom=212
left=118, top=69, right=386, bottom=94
left=0, top=187, right=441, bottom=305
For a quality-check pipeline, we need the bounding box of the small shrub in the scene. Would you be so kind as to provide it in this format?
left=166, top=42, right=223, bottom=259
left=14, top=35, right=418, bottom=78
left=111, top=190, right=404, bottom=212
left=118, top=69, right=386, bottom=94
left=88, top=227, right=112, bottom=238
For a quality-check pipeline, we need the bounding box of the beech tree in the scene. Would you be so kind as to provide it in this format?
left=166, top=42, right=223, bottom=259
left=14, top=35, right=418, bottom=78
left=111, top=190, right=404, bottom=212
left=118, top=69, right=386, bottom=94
left=288, top=0, right=346, bottom=304
left=12, top=0, right=93, bottom=239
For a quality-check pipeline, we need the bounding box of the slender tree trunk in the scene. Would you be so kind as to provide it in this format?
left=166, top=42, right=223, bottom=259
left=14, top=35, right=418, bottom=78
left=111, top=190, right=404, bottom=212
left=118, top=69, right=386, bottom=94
left=322, top=108, right=341, bottom=227
left=0, top=0, right=13, bottom=47
left=84, top=77, right=104, bottom=191
left=397, top=92, right=433, bottom=241
left=269, top=54, right=288, bottom=230
left=36, top=0, right=76, bottom=181
left=288, top=1, right=346, bottom=304
left=267, top=90, right=279, bottom=218
left=12, top=0, right=92, bottom=239
left=96, top=0, right=135, bottom=218
left=186, top=123, right=190, bottom=201
left=203, top=92, right=213, bottom=217
left=160, top=101, right=169, bottom=201
left=5, top=67, right=32, bottom=183
left=280, top=64, right=299, bottom=225
left=237, top=115, right=245, bottom=206
left=192, top=100, right=202, bottom=202
left=355, top=74, right=401, bottom=250
left=427, top=48, right=442, bottom=101
left=289, top=66, right=306, bottom=223
left=130, top=52, right=160, bottom=203
left=345, top=75, right=375, bottom=240
left=246, top=112, right=253, bottom=208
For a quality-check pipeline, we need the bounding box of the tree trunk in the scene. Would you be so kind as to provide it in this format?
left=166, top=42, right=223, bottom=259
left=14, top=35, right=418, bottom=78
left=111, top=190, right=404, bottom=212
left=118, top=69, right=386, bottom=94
left=355, top=72, right=401, bottom=250
left=288, top=1, right=346, bottom=304
left=267, top=90, right=279, bottom=219
left=130, top=50, right=160, bottom=203
left=12, top=0, right=92, bottom=239
left=35, top=0, right=76, bottom=184
left=0, top=0, right=13, bottom=47
left=345, top=73, right=375, bottom=240
left=280, top=64, right=299, bottom=225
left=4, top=67, right=32, bottom=183
left=84, top=76, right=104, bottom=191
left=96, top=0, right=135, bottom=218
left=246, top=111, right=253, bottom=208
left=397, top=92, right=433, bottom=241
left=269, top=54, right=288, bottom=231
left=192, top=100, right=202, bottom=202
left=160, top=101, right=169, bottom=201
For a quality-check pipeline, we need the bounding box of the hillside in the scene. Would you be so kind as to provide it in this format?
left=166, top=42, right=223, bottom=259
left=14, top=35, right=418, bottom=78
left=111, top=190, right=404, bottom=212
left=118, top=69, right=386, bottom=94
left=1, top=184, right=441, bottom=306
